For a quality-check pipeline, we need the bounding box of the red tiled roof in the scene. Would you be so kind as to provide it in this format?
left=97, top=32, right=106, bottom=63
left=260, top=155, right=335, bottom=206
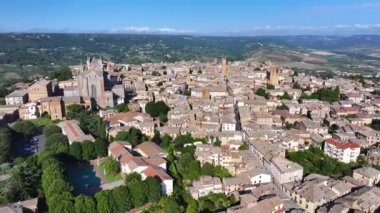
left=67, top=122, right=80, bottom=138
left=109, top=142, right=130, bottom=158
left=326, top=138, right=360, bottom=149
left=143, top=166, right=172, bottom=181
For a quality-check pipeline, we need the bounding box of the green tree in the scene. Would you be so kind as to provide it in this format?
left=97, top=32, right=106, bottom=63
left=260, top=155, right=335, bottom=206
left=45, top=133, right=69, bottom=155
left=82, top=141, right=96, bottom=160
left=69, top=142, right=82, bottom=160
left=201, top=162, right=214, bottom=176
left=278, top=92, right=292, bottom=100
left=49, top=193, right=75, bottom=213
left=0, top=128, right=12, bottom=163
left=238, top=144, right=248, bottom=150
left=160, top=134, right=172, bottom=149
left=5, top=157, right=41, bottom=202
left=213, top=165, right=232, bottom=178
left=213, top=137, right=222, bottom=147
left=174, top=134, right=193, bottom=150
left=115, top=103, right=129, bottom=112
left=266, top=84, right=275, bottom=89
left=145, top=101, right=170, bottom=117
left=125, top=173, right=146, bottom=207
left=104, top=157, right=120, bottom=177
left=51, top=66, right=72, bottom=81
left=97, top=117, right=107, bottom=139
left=159, top=113, right=168, bottom=123
left=144, top=177, right=162, bottom=202
left=177, top=152, right=200, bottom=180
left=66, top=104, right=85, bottom=120
left=157, top=81, right=164, bottom=87
left=255, top=88, right=266, bottom=97
left=46, top=179, right=73, bottom=199
left=43, top=124, right=62, bottom=138
left=12, top=120, right=37, bottom=136
left=111, top=186, right=133, bottom=212
left=95, top=138, right=108, bottom=157
left=95, top=190, right=116, bottom=213
left=125, top=172, right=142, bottom=185
left=74, top=195, right=96, bottom=213
left=145, top=101, right=156, bottom=116
left=113, top=127, right=146, bottom=146
left=159, top=196, right=182, bottom=213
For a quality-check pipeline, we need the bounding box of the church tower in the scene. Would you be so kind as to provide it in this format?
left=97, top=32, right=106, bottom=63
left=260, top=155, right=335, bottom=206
left=268, top=66, right=279, bottom=86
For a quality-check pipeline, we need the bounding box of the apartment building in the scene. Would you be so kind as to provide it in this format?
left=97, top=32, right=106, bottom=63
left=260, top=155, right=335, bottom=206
left=324, top=138, right=360, bottom=163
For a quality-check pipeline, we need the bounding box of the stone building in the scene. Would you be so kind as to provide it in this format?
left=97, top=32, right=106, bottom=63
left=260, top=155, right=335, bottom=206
left=27, top=79, right=52, bottom=101
left=40, top=96, right=64, bottom=120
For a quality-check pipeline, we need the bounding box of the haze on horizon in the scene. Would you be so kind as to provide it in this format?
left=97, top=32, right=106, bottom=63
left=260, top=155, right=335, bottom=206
left=1, top=0, right=380, bottom=36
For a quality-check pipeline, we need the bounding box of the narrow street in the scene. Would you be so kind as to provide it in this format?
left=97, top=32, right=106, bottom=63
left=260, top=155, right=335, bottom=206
left=225, top=78, right=241, bottom=131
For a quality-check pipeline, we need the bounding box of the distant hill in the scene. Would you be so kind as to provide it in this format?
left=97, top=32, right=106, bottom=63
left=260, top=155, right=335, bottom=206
left=0, top=34, right=380, bottom=66
left=0, top=33, right=379, bottom=83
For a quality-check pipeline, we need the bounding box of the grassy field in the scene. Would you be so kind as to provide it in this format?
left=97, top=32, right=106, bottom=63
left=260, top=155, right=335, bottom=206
left=98, top=162, right=123, bottom=183
left=30, top=117, right=53, bottom=127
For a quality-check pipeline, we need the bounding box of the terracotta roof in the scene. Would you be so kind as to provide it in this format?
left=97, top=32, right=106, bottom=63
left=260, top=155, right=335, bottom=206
left=326, top=138, right=360, bottom=149
left=109, top=142, right=130, bottom=159
left=135, top=142, right=167, bottom=157
left=143, top=165, right=172, bottom=181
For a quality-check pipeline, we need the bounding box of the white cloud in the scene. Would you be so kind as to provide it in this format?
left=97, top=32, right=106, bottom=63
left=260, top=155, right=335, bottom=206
left=251, top=24, right=380, bottom=31
left=247, top=24, right=380, bottom=35
left=110, top=26, right=194, bottom=34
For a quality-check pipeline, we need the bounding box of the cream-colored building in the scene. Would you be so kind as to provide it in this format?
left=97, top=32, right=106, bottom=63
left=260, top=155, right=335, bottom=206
left=353, top=167, right=380, bottom=186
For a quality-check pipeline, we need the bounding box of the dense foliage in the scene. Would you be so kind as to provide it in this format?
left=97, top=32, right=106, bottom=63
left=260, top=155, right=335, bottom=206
left=51, top=66, right=72, bottom=81
left=45, top=133, right=70, bottom=155
left=278, top=92, right=293, bottom=100
left=103, top=157, right=120, bottom=177
left=145, top=101, right=170, bottom=119
left=198, top=193, right=237, bottom=212
left=41, top=156, right=75, bottom=213
left=300, top=86, right=340, bottom=102
left=286, top=146, right=365, bottom=178
left=200, top=162, right=232, bottom=178
left=0, top=129, right=12, bottom=163
left=115, top=103, right=129, bottom=113
left=0, top=156, right=42, bottom=204
left=12, top=120, right=37, bottom=137
left=370, top=120, right=380, bottom=131
left=66, top=104, right=106, bottom=138
left=113, top=127, right=148, bottom=146
left=43, top=124, right=62, bottom=138
left=255, top=88, right=267, bottom=97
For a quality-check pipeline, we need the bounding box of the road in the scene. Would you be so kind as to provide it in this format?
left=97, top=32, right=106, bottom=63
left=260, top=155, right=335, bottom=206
left=13, top=126, right=47, bottom=157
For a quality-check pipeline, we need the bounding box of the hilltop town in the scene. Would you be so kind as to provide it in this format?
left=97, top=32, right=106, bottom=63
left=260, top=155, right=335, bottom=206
left=1, top=56, right=380, bottom=213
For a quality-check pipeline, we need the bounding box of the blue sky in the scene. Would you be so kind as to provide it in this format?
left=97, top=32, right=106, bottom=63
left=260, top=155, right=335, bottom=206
left=1, top=0, right=380, bottom=35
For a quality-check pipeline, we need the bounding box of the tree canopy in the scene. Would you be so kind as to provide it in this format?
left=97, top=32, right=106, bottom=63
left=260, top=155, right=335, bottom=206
left=300, top=86, right=340, bottom=102
left=255, top=88, right=267, bottom=97
left=0, top=128, right=12, bottom=163
left=103, top=157, right=120, bottom=177
left=113, top=127, right=147, bottom=146
left=45, top=133, right=69, bottom=155
left=51, top=66, right=72, bottom=81
left=145, top=101, right=170, bottom=117
left=115, top=103, right=129, bottom=113
left=12, top=120, right=37, bottom=137
left=43, top=124, right=62, bottom=138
